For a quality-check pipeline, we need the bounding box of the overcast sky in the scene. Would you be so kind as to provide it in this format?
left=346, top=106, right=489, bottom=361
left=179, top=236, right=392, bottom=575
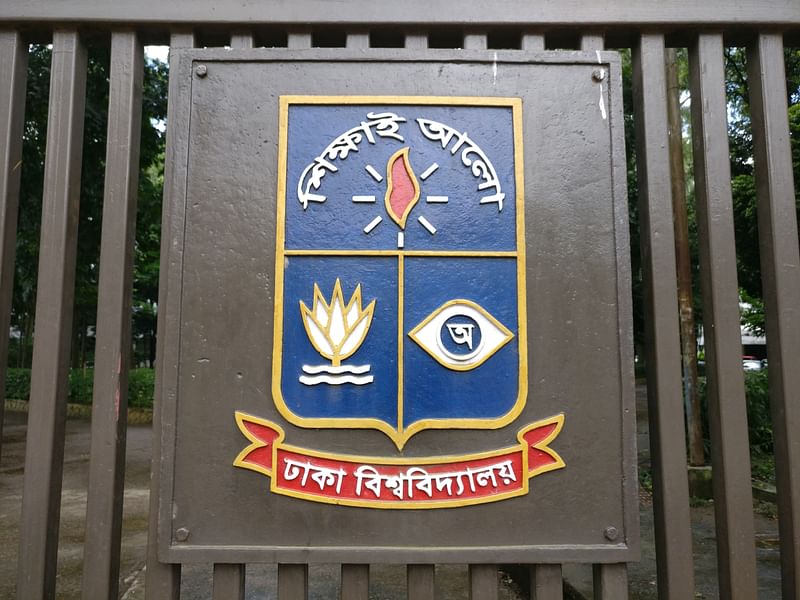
left=145, top=46, right=169, bottom=62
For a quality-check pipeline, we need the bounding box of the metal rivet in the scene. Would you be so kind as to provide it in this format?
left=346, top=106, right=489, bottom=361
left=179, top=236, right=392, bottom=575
left=195, top=64, right=208, bottom=78
left=592, top=69, right=606, bottom=82
left=176, top=527, right=190, bottom=542
left=604, top=526, right=619, bottom=541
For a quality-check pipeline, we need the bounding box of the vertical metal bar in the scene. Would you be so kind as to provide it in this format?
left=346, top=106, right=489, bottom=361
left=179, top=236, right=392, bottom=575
left=144, top=29, right=195, bottom=600
left=688, top=32, right=758, bottom=599
left=80, top=29, right=143, bottom=600
left=0, top=30, right=28, bottom=464
left=747, top=32, right=800, bottom=600
left=580, top=34, right=605, bottom=51
left=278, top=564, right=309, bottom=600
left=230, top=30, right=255, bottom=49
left=631, top=33, right=696, bottom=600
left=16, top=29, right=87, bottom=600
left=346, top=31, right=370, bottom=49
left=592, top=564, right=628, bottom=599
left=287, top=32, right=312, bottom=49
left=404, top=32, right=428, bottom=50
left=521, top=33, right=545, bottom=51
left=463, top=33, right=487, bottom=50
left=212, top=564, right=246, bottom=600
left=530, top=564, right=562, bottom=600
left=340, top=564, right=369, bottom=600
left=407, top=565, right=435, bottom=600
left=469, top=564, right=498, bottom=600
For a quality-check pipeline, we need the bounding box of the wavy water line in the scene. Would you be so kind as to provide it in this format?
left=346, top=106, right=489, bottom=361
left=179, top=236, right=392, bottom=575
left=302, top=364, right=371, bottom=375
left=298, top=374, right=375, bottom=386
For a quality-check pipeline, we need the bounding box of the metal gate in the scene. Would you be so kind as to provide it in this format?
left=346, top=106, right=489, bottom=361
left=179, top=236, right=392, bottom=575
left=1, top=2, right=799, bottom=599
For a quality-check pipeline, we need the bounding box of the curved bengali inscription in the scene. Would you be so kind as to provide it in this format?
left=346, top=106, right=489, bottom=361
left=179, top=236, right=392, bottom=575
left=297, top=112, right=406, bottom=209
left=415, top=118, right=506, bottom=210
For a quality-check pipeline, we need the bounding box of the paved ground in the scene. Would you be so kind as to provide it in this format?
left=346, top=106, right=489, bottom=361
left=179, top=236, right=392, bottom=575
left=0, top=384, right=783, bottom=598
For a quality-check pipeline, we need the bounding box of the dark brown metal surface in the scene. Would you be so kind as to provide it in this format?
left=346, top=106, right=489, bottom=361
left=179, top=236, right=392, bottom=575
left=404, top=33, right=428, bottom=50
left=747, top=33, right=800, bottom=600
left=212, top=564, right=246, bottom=600
left=340, top=564, right=369, bottom=600
left=156, top=49, right=637, bottom=564
left=407, top=565, right=435, bottom=600
left=230, top=31, right=255, bottom=49
left=278, top=564, right=309, bottom=600
left=581, top=36, right=632, bottom=600
left=521, top=33, right=545, bottom=51
left=16, top=29, right=87, bottom=600
left=0, top=30, right=27, bottom=464
left=631, top=33, right=695, bottom=599
left=592, top=563, right=627, bottom=599
left=0, top=0, right=798, bottom=26
left=688, top=32, right=758, bottom=599
left=144, top=28, right=195, bottom=600
left=0, top=6, right=795, bottom=599
left=81, top=29, right=144, bottom=600
left=530, top=564, right=562, bottom=599
left=469, top=564, right=498, bottom=600
left=287, top=32, right=312, bottom=49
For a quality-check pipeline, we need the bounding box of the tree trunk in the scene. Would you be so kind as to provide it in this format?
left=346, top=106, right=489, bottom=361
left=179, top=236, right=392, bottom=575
left=665, top=48, right=705, bottom=466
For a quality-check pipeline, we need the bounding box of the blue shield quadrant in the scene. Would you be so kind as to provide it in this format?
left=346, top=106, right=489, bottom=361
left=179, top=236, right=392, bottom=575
left=272, top=97, right=527, bottom=449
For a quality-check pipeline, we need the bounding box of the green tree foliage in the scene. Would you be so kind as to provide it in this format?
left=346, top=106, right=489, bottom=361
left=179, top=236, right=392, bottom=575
left=9, top=45, right=168, bottom=368
left=725, top=48, right=800, bottom=300
left=623, top=47, right=800, bottom=356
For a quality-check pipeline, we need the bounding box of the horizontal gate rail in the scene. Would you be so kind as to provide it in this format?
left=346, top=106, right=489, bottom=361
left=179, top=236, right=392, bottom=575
left=0, top=0, right=798, bottom=26
left=0, top=9, right=797, bottom=600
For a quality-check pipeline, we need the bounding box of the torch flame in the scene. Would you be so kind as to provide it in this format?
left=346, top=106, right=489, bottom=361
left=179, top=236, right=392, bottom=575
left=384, top=147, right=420, bottom=229
left=300, top=279, right=376, bottom=366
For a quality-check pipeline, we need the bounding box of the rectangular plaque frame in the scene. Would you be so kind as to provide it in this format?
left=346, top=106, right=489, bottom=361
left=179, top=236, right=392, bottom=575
left=157, top=49, right=638, bottom=564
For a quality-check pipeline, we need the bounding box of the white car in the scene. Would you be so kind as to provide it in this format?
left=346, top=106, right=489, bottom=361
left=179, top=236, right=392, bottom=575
left=743, top=356, right=763, bottom=371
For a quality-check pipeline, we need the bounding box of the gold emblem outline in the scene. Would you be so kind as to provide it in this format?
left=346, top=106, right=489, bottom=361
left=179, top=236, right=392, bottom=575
left=272, top=95, right=528, bottom=450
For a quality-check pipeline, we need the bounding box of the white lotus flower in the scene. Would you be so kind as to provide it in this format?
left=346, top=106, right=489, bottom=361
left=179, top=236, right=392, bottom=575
left=300, top=279, right=376, bottom=366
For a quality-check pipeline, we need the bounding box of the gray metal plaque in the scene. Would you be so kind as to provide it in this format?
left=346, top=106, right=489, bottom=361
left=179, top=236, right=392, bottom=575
left=157, top=49, right=638, bottom=563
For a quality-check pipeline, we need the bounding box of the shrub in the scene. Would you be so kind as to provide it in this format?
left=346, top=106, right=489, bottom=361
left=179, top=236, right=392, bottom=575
left=128, top=369, right=155, bottom=409
left=68, top=369, right=94, bottom=405
left=5, top=368, right=31, bottom=400
left=699, top=369, right=774, bottom=481
left=743, top=369, right=772, bottom=455
left=3, top=367, right=154, bottom=409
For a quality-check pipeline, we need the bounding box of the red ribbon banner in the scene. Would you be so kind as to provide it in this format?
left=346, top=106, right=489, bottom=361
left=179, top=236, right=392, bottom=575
left=233, top=412, right=565, bottom=509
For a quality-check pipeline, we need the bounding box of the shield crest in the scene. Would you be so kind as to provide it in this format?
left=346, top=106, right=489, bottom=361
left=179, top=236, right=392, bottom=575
left=273, top=96, right=526, bottom=449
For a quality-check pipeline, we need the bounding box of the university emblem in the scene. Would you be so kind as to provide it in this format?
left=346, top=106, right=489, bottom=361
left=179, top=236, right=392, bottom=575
left=235, top=96, right=565, bottom=508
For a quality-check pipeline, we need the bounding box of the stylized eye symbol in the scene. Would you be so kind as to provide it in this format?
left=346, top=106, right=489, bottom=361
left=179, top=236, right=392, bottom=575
left=408, top=300, right=514, bottom=371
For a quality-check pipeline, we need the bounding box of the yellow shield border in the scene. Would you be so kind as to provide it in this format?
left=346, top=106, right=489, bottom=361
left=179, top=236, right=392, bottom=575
left=272, top=95, right=527, bottom=450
